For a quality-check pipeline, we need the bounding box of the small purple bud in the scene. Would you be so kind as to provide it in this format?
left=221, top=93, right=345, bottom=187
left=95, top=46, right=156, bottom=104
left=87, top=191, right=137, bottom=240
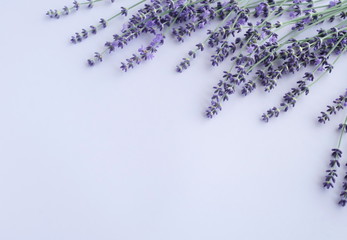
left=329, top=0, right=340, bottom=8
left=247, top=46, right=254, bottom=54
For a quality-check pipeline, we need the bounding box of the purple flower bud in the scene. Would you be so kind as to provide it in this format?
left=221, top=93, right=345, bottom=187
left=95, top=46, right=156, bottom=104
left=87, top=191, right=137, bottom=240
left=238, top=18, right=247, bottom=25
left=289, top=11, right=297, bottom=18
left=269, top=35, right=277, bottom=43
left=329, top=0, right=340, bottom=8
left=247, top=46, right=254, bottom=53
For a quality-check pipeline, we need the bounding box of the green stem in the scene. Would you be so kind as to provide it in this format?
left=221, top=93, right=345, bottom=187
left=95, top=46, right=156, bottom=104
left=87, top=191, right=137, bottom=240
left=282, top=3, right=347, bottom=25
left=337, top=116, right=347, bottom=148
left=107, top=0, right=147, bottom=22
left=307, top=49, right=347, bottom=89
left=80, top=0, right=103, bottom=5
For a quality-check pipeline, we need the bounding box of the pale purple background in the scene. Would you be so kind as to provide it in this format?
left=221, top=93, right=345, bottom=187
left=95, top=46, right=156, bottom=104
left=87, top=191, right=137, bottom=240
left=1, top=1, right=347, bottom=239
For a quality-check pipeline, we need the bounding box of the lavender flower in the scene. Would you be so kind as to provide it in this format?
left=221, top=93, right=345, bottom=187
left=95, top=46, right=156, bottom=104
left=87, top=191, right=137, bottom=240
left=323, top=148, right=342, bottom=189
left=339, top=177, right=347, bottom=206
left=71, top=0, right=150, bottom=44
left=120, top=34, right=165, bottom=72
left=121, top=7, right=128, bottom=16
left=329, top=0, right=340, bottom=8
left=323, top=118, right=347, bottom=191
left=318, top=90, right=347, bottom=123
left=46, top=0, right=115, bottom=19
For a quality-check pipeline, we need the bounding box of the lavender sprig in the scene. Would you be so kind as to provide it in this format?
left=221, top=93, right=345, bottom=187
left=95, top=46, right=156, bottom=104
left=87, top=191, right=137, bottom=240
left=323, top=148, right=342, bottom=189
left=120, top=34, right=165, bottom=71
left=87, top=0, right=210, bottom=66
left=205, top=0, right=291, bottom=118
left=318, top=90, right=347, bottom=124
left=71, top=0, right=146, bottom=44
left=46, top=0, right=115, bottom=19
left=339, top=168, right=347, bottom=206
left=323, top=116, right=347, bottom=190
left=71, top=18, right=107, bottom=44
left=176, top=5, right=237, bottom=72
left=262, top=32, right=347, bottom=122
left=87, top=0, right=178, bottom=66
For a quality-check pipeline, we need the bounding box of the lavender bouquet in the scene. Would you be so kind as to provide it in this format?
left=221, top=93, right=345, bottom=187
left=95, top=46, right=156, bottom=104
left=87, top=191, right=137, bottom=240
left=47, top=0, right=347, bottom=206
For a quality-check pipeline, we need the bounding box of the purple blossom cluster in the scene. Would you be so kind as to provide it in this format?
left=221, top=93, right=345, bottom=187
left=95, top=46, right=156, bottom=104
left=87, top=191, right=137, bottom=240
left=318, top=89, right=347, bottom=124
left=322, top=118, right=347, bottom=206
left=324, top=148, right=342, bottom=189
left=262, top=29, right=347, bottom=122
left=87, top=0, right=218, bottom=67
left=120, top=34, right=165, bottom=71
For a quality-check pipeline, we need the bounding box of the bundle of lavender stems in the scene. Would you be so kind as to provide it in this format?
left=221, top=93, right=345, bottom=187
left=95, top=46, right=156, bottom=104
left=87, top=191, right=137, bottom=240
left=47, top=0, right=347, bottom=206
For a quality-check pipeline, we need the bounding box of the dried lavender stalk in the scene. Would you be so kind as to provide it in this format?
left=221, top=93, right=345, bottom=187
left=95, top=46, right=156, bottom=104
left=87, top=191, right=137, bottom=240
left=70, top=0, right=146, bottom=44
left=46, top=0, right=116, bottom=19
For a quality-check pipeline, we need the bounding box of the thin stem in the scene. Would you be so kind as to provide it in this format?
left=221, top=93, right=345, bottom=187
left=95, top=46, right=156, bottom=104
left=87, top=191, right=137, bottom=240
left=80, top=0, right=103, bottom=5
left=307, top=50, right=346, bottom=89
left=337, top=116, right=347, bottom=148
left=107, top=0, right=146, bottom=22
left=282, top=2, right=347, bottom=26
